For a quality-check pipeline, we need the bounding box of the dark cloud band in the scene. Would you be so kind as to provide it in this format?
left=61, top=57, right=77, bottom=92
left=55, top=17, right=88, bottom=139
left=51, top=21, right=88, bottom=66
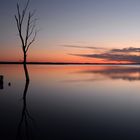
left=69, top=47, right=140, bottom=63
left=62, top=45, right=104, bottom=50
left=110, top=47, right=140, bottom=53
left=70, top=53, right=140, bottom=63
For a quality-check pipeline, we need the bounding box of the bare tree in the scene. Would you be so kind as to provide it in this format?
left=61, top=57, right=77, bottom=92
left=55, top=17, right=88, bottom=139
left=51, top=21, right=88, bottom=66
left=15, top=0, right=37, bottom=81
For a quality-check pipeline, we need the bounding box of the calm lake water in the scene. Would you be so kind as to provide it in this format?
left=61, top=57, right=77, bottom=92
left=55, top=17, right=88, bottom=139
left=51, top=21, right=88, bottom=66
left=0, top=64, right=140, bottom=140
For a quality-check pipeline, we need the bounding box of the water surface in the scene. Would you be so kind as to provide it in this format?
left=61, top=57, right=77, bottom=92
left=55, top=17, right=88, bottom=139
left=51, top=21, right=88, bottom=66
left=0, top=65, right=140, bottom=140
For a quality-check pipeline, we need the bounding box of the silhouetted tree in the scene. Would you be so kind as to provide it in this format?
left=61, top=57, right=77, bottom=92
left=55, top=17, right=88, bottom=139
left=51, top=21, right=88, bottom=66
left=15, top=0, right=37, bottom=81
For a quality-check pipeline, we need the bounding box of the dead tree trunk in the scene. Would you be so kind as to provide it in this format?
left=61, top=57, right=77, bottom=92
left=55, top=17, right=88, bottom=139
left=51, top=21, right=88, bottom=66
left=15, top=0, right=37, bottom=81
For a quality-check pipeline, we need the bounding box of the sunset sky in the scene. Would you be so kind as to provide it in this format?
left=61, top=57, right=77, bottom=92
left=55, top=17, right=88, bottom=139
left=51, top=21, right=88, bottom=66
left=1, top=0, right=140, bottom=63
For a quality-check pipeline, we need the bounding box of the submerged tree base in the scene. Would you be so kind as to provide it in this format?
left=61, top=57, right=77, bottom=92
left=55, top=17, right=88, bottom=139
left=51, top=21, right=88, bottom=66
left=23, top=64, right=30, bottom=81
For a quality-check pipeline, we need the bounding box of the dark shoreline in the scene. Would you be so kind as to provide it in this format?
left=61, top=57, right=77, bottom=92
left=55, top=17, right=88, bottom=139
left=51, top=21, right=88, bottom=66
left=0, top=62, right=140, bottom=65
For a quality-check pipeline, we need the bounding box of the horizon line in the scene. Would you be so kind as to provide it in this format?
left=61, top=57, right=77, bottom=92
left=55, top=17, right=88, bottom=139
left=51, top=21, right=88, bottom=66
left=0, top=61, right=140, bottom=65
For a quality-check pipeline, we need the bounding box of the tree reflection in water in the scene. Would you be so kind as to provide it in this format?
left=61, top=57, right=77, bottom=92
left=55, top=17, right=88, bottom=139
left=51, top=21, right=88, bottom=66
left=16, top=66, right=34, bottom=140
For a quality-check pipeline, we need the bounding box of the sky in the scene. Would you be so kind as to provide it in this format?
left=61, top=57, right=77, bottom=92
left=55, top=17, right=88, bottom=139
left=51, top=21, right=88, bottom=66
left=1, top=0, right=140, bottom=63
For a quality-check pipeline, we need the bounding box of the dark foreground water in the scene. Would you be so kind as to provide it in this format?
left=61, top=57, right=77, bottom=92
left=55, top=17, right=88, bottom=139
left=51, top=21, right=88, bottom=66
left=0, top=65, right=140, bottom=140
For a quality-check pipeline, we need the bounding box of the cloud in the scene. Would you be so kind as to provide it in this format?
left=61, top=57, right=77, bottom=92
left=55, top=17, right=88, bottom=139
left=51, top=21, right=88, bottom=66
left=69, top=53, right=140, bottom=63
left=62, top=45, right=104, bottom=50
left=68, top=47, right=140, bottom=63
left=110, top=47, right=140, bottom=53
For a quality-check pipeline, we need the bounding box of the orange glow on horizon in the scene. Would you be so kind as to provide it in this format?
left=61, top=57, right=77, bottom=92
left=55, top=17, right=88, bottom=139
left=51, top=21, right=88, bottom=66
left=0, top=45, right=138, bottom=64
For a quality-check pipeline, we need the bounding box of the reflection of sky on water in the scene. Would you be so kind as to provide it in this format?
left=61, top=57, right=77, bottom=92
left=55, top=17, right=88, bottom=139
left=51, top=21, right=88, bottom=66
left=0, top=65, right=140, bottom=139
left=65, top=65, right=140, bottom=82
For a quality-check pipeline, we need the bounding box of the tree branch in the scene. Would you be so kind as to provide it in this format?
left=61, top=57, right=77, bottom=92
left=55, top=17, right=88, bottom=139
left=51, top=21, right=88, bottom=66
left=21, top=0, right=30, bottom=24
left=17, top=3, right=21, bottom=23
left=28, top=20, right=36, bottom=38
left=15, top=15, right=20, bottom=30
left=15, top=14, right=25, bottom=51
left=15, top=0, right=37, bottom=56
left=25, top=12, right=31, bottom=48
left=26, top=30, right=37, bottom=53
